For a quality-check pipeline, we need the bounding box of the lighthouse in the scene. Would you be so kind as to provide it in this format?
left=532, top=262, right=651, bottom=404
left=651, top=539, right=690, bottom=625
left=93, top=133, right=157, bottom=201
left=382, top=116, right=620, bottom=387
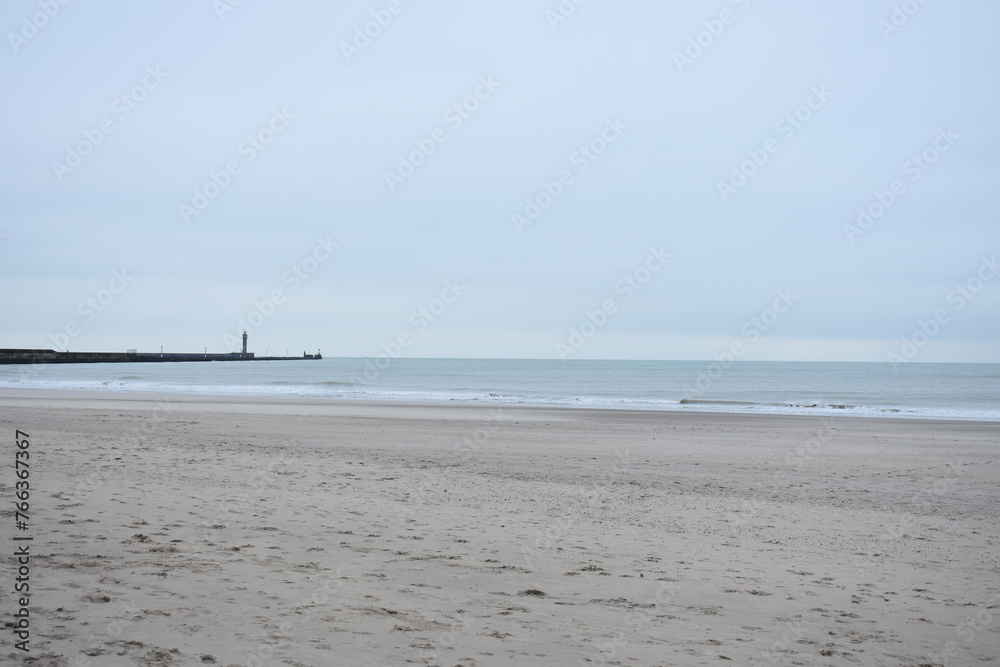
left=242, top=331, right=248, bottom=355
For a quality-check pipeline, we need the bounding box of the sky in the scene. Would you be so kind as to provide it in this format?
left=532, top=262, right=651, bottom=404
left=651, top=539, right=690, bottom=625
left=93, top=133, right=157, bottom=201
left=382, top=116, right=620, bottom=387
left=1, top=0, right=998, bottom=362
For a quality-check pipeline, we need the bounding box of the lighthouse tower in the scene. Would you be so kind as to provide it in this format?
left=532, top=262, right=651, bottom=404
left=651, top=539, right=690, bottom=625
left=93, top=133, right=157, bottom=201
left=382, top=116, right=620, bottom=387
left=242, top=331, right=248, bottom=355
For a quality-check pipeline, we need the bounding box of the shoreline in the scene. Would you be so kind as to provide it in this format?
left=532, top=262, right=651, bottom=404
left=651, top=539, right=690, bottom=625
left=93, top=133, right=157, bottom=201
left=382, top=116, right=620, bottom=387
left=2, top=387, right=998, bottom=425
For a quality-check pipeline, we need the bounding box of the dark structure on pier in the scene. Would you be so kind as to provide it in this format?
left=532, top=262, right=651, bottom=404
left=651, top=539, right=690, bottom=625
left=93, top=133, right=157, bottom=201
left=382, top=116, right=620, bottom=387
left=0, top=331, right=321, bottom=365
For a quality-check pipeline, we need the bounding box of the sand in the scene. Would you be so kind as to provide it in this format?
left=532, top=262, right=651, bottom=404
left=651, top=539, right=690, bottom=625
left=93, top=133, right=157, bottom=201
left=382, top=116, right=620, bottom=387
left=0, top=389, right=998, bottom=666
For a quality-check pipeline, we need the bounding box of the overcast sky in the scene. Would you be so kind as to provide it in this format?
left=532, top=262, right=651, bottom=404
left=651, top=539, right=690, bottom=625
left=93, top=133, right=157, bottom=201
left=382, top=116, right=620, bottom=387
left=2, top=1, right=998, bottom=362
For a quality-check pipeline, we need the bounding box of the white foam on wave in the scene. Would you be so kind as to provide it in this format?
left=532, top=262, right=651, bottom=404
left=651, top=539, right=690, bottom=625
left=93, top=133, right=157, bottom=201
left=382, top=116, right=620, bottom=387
left=2, top=375, right=997, bottom=422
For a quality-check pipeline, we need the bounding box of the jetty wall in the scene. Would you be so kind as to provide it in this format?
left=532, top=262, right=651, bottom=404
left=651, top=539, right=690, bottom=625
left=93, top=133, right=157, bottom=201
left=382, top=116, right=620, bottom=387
left=0, top=349, right=320, bottom=365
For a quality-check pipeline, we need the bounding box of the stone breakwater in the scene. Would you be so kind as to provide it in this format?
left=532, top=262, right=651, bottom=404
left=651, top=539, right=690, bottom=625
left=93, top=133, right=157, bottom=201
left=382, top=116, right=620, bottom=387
left=0, top=349, right=321, bottom=365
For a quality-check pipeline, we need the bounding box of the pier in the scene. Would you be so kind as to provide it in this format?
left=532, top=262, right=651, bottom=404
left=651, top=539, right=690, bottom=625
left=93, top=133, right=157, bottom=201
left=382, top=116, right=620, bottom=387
left=0, top=332, right=321, bottom=365
left=0, top=349, right=322, bottom=365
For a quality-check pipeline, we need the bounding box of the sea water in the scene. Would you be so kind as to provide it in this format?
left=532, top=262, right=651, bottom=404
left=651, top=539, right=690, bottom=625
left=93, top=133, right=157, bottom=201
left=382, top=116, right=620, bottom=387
left=1, top=359, right=997, bottom=421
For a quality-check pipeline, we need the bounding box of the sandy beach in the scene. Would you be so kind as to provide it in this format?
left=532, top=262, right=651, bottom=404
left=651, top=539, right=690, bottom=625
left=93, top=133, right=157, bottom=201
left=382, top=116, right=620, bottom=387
left=1, top=389, right=998, bottom=666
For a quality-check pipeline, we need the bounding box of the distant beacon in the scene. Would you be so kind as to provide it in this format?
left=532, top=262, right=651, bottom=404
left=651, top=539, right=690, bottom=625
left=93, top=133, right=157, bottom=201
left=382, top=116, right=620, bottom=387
left=242, top=331, right=248, bottom=355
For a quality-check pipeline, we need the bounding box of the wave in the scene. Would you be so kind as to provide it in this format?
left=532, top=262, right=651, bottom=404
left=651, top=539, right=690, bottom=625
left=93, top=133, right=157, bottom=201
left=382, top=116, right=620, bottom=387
left=0, top=377, right=996, bottom=422
left=680, top=398, right=861, bottom=410
left=265, top=380, right=357, bottom=387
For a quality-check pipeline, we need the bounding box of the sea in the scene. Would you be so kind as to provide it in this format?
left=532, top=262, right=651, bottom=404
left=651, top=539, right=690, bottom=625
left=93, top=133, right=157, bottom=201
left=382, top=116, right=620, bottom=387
left=1, top=359, right=998, bottom=422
